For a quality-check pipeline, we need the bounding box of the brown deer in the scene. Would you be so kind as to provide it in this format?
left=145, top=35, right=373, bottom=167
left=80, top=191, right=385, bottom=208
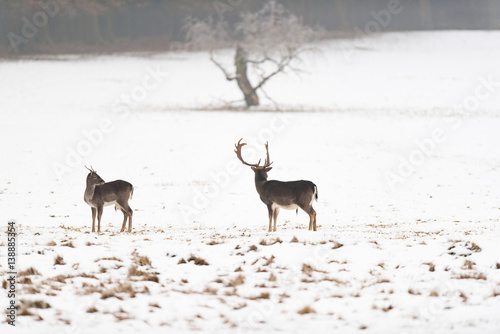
left=235, top=139, right=318, bottom=232
left=83, top=166, right=134, bottom=233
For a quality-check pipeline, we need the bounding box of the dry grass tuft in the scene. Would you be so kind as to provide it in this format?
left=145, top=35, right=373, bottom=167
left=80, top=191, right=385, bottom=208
left=95, top=257, right=122, bottom=262
left=62, top=241, right=75, bottom=248
left=248, top=245, right=258, bottom=252
left=86, top=306, right=98, bottom=313
left=227, top=275, right=245, bottom=287
left=260, top=238, right=282, bottom=246
left=463, top=260, right=475, bottom=270
left=455, top=272, right=487, bottom=280
left=331, top=241, right=344, bottom=249
left=290, top=236, right=299, bottom=243
left=469, top=242, right=482, bottom=253
left=188, top=255, right=209, bottom=266
left=178, top=258, right=187, bottom=264
left=248, top=292, right=270, bottom=300
left=302, top=263, right=327, bottom=276
left=101, top=282, right=137, bottom=299
left=382, top=305, right=394, bottom=312
left=22, top=300, right=51, bottom=309
left=46, top=240, right=57, bottom=246
left=133, top=252, right=152, bottom=267
left=297, top=306, right=316, bottom=315
left=423, top=262, right=435, bottom=272
left=128, top=265, right=146, bottom=277
left=19, top=267, right=41, bottom=276
left=18, top=277, right=32, bottom=284
left=54, top=255, right=65, bottom=266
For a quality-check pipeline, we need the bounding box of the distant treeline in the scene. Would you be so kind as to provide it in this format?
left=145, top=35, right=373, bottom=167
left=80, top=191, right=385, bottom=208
left=0, top=0, right=499, bottom=55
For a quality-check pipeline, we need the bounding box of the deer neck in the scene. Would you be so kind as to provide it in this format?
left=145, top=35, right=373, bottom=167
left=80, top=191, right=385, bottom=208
left=84, top=182, right=97, bottom=202
left=254, top=173, right=268, bottom=194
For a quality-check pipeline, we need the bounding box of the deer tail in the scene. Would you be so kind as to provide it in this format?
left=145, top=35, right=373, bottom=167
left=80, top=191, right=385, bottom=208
left=130, top=185, right=134, bottom=199
left=314, top=184, right=318, bottom=201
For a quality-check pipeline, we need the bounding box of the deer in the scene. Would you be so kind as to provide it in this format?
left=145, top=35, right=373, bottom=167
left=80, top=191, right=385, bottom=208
left=234, top=139, right=318, bottom=232
left=83, top=166, right=134, bottom=233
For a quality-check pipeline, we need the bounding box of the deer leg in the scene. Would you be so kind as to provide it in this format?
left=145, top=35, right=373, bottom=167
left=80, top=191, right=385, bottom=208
left=120, top=209, right=128, bottom=232
left=310, top=208, right=317, bottom=232
left=117, top=200, right=133, bottom=232
left=97, top=206, right=103, bottom=233
left=127, top=209, right=133, bottom=232
left=91, top=207, right=96, bottom=233
left=272, top=207, right=280, bottom=232
left=267, top=205, right=273, bottom=232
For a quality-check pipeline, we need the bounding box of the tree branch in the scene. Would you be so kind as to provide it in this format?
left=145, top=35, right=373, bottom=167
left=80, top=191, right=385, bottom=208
left=253, top=51, right=296, bottom=91
left=209, top=51, right=236, bottom=81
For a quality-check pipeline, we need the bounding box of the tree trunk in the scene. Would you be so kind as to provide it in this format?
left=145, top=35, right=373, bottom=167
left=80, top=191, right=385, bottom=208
left=235, top=46, right=259, bottom=107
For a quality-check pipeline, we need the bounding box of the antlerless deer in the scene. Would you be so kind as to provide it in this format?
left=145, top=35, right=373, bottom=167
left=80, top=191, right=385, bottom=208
left=234, top=139, right=318, bottom=232
left=84, top=166, right=134, bottom=233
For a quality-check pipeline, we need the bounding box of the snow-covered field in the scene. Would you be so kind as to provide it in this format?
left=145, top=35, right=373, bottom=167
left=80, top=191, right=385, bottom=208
left=1, top=31, right=500, bottom=333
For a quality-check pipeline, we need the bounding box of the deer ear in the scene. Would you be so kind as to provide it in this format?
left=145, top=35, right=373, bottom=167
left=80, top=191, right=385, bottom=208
left=265, top=167, right=273, bottom=171
left=251, top=167, right=257, bottom=172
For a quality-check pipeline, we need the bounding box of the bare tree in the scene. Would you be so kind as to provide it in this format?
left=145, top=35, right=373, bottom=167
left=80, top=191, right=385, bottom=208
left=184, top=1, right=323, bottom=108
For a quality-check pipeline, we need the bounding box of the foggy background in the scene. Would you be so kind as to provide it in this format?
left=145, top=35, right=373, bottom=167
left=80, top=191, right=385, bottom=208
left=1, top=0, right=499, bottom=56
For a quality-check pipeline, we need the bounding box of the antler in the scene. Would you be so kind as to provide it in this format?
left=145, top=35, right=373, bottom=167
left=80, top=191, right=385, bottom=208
left=234, top=138, right=273, bottom=169
left=85, top=165, right=96, bottom=173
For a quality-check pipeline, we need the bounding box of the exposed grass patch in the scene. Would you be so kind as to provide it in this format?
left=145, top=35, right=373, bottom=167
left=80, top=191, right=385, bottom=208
left=132, top=251, right=152, bottom=267
left=62, top=241, right=75, bottom=248
left=226, top=275, right=245, bottom=287
left=297, top=306, right=316, bottom=315
left=455, top=272, right=487, bottom=280
left=463, top=260, right=475, bottom=270
left=46, top=241, right=57, bottom=246
left=54, top=255, right=65, bottom=266
left=188, top=255, right=209, bottom=266
left=95, top=257, right=122, bottom=262
left=331, top=241, right=344, bottom=249
left=86, top=306, right=98, bottom=313
left=423, top=262, right=435, bottom=272
left=18, top=277, right=32, bottom=284
left=382, top=305, right=394, bottom=312
left=128, top=265, right=159, bottom=283
left=21, top=300, right=51, bottom=309
left=18, top=267, right=41, bottom=276
left=290, top=236, right=299, bottom=243
left=302, top=263, right=327, bottom=276
left=248, top=292, right=270, bottom=300
left=260, top=238, right=282, bottom=246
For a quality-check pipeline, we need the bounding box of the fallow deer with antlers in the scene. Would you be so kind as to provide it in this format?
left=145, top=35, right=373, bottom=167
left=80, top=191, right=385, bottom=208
left=84, top=166, right=134, bottom=233
left=235, top=139, right=318, bottom=232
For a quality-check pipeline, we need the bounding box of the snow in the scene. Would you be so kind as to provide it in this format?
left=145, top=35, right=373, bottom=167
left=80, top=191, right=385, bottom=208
left=0, top=31, right=500, bottom=333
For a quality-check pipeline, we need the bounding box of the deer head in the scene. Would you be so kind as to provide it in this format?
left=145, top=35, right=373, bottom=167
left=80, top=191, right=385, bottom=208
left=234, top=139, right=273, bottom=180
left=85, top=166, right=104, bottom=186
